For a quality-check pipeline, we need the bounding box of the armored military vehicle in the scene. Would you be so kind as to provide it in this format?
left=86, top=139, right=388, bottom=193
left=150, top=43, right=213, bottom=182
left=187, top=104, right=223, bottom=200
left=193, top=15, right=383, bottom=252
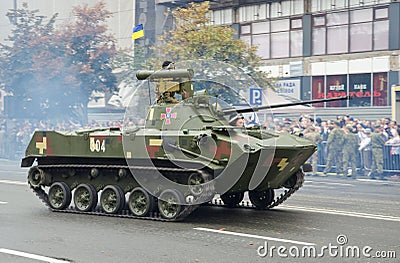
left=21, top=66, right=348, bottom=221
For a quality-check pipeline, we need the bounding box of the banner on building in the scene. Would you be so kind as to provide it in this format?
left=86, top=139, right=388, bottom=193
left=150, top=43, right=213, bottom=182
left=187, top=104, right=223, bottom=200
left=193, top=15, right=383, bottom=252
left=373, top=72, right=388, bottom=106
left=274, top=79, right=301, bottom=100
left=326, top=75, right=347, bottom=107
left=312, top=76, right=325, bottom=108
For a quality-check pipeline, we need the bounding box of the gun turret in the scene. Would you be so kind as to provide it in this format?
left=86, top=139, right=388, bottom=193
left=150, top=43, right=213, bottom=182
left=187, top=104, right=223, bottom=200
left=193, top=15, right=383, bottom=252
left=136, top=69, right=194, bottom=80
left=222, top=96, right=351, bottom=115
left=136, top=69, right=195, bottom=102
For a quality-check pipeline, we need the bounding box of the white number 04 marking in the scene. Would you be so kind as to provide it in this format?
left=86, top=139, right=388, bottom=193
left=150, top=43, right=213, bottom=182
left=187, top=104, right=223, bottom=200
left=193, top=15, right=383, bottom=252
left=90, top=138, right=106, bottom=152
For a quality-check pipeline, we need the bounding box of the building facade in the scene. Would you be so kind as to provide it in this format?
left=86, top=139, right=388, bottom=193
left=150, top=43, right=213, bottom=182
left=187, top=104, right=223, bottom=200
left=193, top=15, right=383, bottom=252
left=1, top=0, right=398, bottom=117
left=157, top=0, right=399, bottom=118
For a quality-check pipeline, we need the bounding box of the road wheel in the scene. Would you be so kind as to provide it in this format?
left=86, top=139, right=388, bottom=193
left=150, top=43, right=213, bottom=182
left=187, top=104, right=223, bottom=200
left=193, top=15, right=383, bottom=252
left=48, top=182, right=72, bottom=210
left=158, top=189, right=183, bottom=220
left=74, top=184, right=98, bottom=212
left=128, top=187, right=155, bottom=217
left=28, top=167, right=44, bottom=188
left=100, top=185, right=125, bottom=214
left=188, top=173, right=206, bottom=196
left=249, top=189, right=275, bottom=209
left=221, top=192, right=244, bottom=207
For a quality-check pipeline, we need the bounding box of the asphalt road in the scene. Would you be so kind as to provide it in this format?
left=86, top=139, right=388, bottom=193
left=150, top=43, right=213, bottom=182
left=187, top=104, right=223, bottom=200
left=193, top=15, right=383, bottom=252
left=0, top=159, right=399, bottom=263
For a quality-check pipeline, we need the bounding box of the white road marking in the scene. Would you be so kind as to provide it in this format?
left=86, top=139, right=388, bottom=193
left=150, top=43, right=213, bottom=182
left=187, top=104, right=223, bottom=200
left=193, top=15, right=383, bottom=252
left=280, top=205, right=400, bottom=222
left=193, top=227, right=315, bottom=246
left=0, top=201, right=7, bottom=205
left=0, top=170, right=28, bottom=173
left=303, top=185, right=336, bottom=189
left=357, top=178, right=400, bottom=184
left=0, top=248, right=71, bottom=263
left=305, top=181, right=354, bottom=187
left=0, top=180, right=26, bottom=186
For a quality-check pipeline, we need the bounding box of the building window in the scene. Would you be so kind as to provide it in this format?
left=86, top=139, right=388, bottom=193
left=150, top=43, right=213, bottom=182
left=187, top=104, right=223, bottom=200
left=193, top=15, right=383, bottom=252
left=312, top=27, right=326, bottom=55
left=291, top=18, right=302, bottom=29
left=291, top=0, right=304, bottom=15
left=312, top=76, right=325, bottom=108
left=333, top=0, right=348, bottom=10
left=349, top=73, right=372, bottom=107
left=311, top=0, right=331, bottom=13
left=350, top=8, right=373, bottom=23
left=312, top=6, right=388, bottom=55
left=252, top=21, right=269, bottom=34
left=270, top=2, right=282, bottom=18
left=290, top=30, right=303, bottom=57
left=253, top=34, right=270, bottom=59
left=313, top=15, right=326, bottom=27
left=375, top=7, right=388, bottom=20
left=269, top=19, right=290, bottom=58
left=327, top=25, right=349, bottom=54
left=327, top=11, right=348, bottom=26
left=244, top=16, right=302, bottom=59
left=258, top=4, right=268, bottom=20
left=212, top=9, right=233, bottom=25
left=271, top=19, right=290, bottom=32
left=312, top=73, right=389, bottom=108
left=326, top=12, right=349, bottom=54
left=373, top=72, right=388, bottom=106
left=238, top=4, right=268, bottom=22
left=241, top=24, right=251, bottom=35
left=326, top=75, right=348, bottom=108
left=373, top=20, right=389, bottom=50
left=350, top=23, right=372, bottom=52
left=271, top=32, right=290, bottom=58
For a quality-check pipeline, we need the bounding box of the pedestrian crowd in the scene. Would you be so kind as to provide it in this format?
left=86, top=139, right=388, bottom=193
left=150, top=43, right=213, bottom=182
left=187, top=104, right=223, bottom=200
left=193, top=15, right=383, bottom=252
left=263, top=115, right=400, bottom=180
left=1, top=114, right=399, bottom=180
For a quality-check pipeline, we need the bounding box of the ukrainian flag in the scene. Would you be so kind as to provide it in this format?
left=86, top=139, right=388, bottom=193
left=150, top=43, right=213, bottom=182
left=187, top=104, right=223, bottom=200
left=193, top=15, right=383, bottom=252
left=132, top=24, right=144, bottom=40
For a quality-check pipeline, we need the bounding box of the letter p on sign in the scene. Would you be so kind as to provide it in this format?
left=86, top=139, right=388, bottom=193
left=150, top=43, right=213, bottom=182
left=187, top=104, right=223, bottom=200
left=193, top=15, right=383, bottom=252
left=250, top=87, right=262, bottom=106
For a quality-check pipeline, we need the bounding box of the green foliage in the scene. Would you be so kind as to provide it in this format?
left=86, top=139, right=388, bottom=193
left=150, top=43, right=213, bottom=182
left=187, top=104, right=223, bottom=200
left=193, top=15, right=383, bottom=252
left=151, top=1, right=272, bottom=88
left=0, top=3, right=59, bottom=96
left=60, top=2, right=117, bottom=96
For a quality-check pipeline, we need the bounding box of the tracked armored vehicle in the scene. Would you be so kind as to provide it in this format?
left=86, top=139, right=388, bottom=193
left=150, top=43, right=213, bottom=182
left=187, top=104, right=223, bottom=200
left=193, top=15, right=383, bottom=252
left=21, top=66, right=348, bottom=221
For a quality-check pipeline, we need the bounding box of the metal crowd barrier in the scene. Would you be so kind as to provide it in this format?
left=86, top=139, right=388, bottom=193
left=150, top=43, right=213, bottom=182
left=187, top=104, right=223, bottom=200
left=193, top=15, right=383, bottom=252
left=317, top=142, right=400, bottom=174
left=383, top=144, right=400, bottom=173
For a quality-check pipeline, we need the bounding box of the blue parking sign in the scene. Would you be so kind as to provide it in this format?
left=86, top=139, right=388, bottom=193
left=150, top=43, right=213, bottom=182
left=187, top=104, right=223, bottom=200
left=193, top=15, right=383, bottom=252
left=250, top=87, right=262, bottom=106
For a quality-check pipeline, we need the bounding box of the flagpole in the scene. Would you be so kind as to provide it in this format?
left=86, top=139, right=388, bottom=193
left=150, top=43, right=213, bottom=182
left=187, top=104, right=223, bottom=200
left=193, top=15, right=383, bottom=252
left=131, top=0, right=136, bottom=57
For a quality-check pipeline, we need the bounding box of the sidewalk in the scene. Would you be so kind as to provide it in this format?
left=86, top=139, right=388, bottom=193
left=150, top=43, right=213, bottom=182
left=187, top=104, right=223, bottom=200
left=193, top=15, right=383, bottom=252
left=311, top=171, right=400, bottom=182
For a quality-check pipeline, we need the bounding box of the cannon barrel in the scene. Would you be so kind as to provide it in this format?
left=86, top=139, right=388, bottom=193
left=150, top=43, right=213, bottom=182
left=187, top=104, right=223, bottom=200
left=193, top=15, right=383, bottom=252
left=223, top=96, right=351, bottom=115
left=136, top=69, right=194, bottom=80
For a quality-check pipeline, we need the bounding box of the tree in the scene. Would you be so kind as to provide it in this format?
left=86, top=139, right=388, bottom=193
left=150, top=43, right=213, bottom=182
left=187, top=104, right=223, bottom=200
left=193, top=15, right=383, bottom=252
left=0, top=3, right=60, bottom=119
left=0, top=1, right=117, bottom=122
left=55, top=1, right=117, bottom=122
left=151, top=1, right=271, bottom=88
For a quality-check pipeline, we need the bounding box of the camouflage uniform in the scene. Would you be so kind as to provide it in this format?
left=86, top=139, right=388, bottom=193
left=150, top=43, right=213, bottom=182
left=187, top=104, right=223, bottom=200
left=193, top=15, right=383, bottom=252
left=342, top=126, right=359, bottom=178
left=323, top=122, right=345, bottom=175
left=370, top=128, right=386, bottom=179
left=304, top=129, right=322, bottom=175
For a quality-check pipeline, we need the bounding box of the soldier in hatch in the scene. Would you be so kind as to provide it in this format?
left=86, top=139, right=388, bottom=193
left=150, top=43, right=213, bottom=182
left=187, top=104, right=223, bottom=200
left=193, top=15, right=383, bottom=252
left=229, top=114, right=245, bottom=127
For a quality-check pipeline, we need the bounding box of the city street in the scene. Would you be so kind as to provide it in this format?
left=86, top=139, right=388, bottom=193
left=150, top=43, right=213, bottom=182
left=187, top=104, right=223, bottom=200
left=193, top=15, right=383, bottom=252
left=0, top=159, right=399, bottom=263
